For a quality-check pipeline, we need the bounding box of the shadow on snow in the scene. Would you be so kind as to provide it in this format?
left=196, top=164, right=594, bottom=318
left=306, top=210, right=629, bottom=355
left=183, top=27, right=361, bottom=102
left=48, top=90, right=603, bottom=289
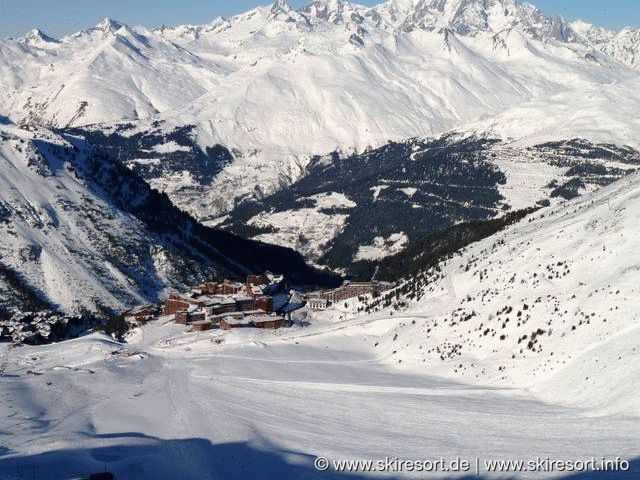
left=0, top=434, right=372, bottom=480
left=0, top=433, right=638, bottom=479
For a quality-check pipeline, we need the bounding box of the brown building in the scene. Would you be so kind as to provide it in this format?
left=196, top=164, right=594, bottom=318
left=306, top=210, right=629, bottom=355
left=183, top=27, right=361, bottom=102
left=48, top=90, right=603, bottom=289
left=195, top=279, right=245, bottom=296
left=219, top=315, right=251, bottom=330
left=320, top=281, right=393, bottom=304
left=235, top=297, right=254, bottom=312
left=199, top=282, right=220, bottom=295
left=164, top=298, right=190, bottom=315
left=253, top=295, right=273, bottom=313
left=175, top=308, right=206, bottom=325
left=127, top=305, right=156, bottom=323
left=250, top=317, right=286, bottom=329
left=247, top=274, right=270, bottom=285
left=164, top=294, right=206, bottom=315
left=175, top=310, right=189, bottom=325
left=246, top=275, right=270, bottom=297
left=211, top=300, right=237, bottom=315
left=207, top=313, right=232, bottom=325
left=222, top=279, right=244, bottom=295
left=192, top=321, right=212, bottom=332
left=190, top=312, right=206, bottom=323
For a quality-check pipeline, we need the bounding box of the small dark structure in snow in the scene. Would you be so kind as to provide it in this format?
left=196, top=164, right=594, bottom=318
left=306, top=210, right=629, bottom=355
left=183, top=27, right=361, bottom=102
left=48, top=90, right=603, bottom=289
left=89, top=472, right=115, bottom=480
left=127, top=305, right=156, bottom=323
left=175, top=310, right=188, bottom=325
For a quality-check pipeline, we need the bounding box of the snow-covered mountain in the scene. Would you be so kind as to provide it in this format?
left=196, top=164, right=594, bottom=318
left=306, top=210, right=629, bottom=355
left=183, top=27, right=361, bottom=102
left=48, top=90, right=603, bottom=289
left=392, top=0, right=569, bottom=40
left=217, top=135, right=638, bottom=273
left=571, top=19, right=640, bottom=69
left=0, top=124, right=166, bottom=315
left=3, top=0, right=640, bottom=309
left=3, top=0, right=640, bottom=222
left=0, top=122, right=337, bottom=321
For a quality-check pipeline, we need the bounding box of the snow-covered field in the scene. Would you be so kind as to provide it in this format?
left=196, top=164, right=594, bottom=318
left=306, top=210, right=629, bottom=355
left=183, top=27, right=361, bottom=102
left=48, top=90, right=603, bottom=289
left=0, top=318, right=637, bottom=480
left=248, top=192, right=356, bottom=261
left=355, top=232, right=409, bottom=261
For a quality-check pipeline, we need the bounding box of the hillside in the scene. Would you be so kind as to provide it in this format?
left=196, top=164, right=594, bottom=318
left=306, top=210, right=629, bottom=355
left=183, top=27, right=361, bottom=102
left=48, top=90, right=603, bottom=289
left=219, top=135, right=639, bottom=272
left=0, top=122, right=338, bottom=323
left=3, top=0, right=640, bottom=332
left=361, top=170, right=640, bottom=415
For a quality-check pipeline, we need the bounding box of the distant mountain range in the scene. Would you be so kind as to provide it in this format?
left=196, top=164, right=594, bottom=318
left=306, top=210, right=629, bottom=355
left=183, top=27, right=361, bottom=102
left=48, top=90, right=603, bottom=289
left=3, top=0, right=640, bottom=218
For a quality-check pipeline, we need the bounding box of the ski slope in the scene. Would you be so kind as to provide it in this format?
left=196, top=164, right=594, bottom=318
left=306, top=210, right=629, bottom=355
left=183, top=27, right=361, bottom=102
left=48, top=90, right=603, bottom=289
left=368, top=170, right=640, bottom=417
left=0, top=316, right=638, bottom=479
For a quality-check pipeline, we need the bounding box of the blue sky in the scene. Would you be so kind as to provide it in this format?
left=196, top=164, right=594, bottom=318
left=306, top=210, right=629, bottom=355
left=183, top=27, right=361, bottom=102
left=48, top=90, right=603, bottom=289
left=1, top=0, right=638, bottom=39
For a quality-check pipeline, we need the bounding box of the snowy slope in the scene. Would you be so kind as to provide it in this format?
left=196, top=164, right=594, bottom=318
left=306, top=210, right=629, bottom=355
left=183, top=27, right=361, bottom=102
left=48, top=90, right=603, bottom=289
left=158, top=0, right=636, bottom=214
left=463, top=76, right=640, bottom=146
left=1, top=175, right=640, bottom=479
left=220, top=135, right=638, bottom=270
left=0, top=124, right=160, bottom=313
left=2, top=3, right=640, bottom=474
left=0, top=123, right=337, bottom=318
left=363, top=170, right=640, bottom=416
left=571, top=19, right=640, bottom=70
left=0, top=19, right=218, bottom=127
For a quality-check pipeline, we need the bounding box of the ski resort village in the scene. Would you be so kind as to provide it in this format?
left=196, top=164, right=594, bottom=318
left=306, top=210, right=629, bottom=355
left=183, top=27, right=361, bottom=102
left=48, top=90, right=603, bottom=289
left=125, top=275, right=394, bottom=333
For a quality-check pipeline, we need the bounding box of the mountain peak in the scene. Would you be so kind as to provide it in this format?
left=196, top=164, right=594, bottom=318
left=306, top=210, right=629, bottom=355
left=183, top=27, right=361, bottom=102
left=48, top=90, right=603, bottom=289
left=95, top=17, right=124, bottom=33
left=269, top=0, right=310, bottom=24
left=271, top=0, right=294, bottom=13
left=299, top=0, right=358, bottom=25
left=25, top=28, right=58, bottom=44
left=549, top=15, right=571, bottom=42
left=395, top=0, right=575, bottom=41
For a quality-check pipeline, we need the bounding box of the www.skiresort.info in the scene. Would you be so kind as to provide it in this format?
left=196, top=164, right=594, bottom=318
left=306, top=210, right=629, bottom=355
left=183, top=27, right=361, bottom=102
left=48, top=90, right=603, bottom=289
left=314, top=455, right=631, bottom=474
